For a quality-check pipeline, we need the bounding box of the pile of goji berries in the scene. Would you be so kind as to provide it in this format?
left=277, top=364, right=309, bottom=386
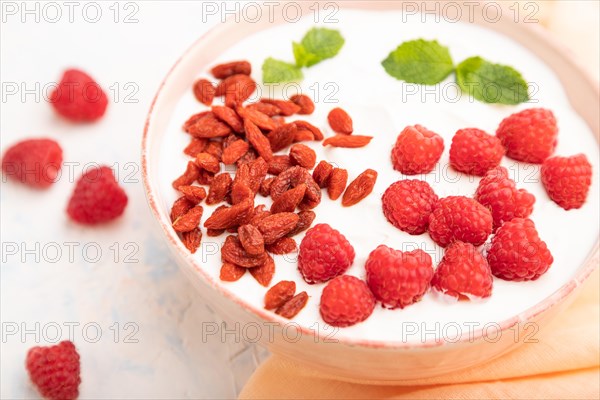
left=170, top=60, right=377, bottom=319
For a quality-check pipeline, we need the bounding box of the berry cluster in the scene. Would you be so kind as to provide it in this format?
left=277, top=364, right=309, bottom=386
left=311, top=107, right=593, bottom=328
left=2, top=69, right=127, bottom=225
left=2, top=68, right=124, bottom=399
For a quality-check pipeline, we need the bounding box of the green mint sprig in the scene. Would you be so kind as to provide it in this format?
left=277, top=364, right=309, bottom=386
left=381, top=39, right=530, bottom=105
left=262, top=58, right=303, bottom=84
left=456, top=57, right=529, bottom=105
left=294, top=27, right=345, bottom=67
left=382, top=39, right=454, bottom=85
left=262, top=27, right=345, bottom=84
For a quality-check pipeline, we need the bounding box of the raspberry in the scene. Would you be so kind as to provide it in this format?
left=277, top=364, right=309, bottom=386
left=50, top=69, right=108, bottom=122
left=428, top=196, right=493, bottom=247
left=487, top=218, right=553, bottom=281
left=475, top=166, right=535, bottom=230
left=365, top=245, right=433, bottom=309
left=319, top=275, right=375, bottom=327
left=67, top=166, right=128, bottom=224
left=382, top=180, right=438, bottom=235
left=449, top=128, right=504, bottom=175
left=431, top=241, right=493, bottom=299
left=541, top=154, right=592, bottom=210
left=298, top=224, right=355, bottom=284
left=496, top=108, right=558, bottom=163
left=1, top=138, right=62, bottom=188
left=26, top=341, right=81, bottom=400
left=391, top=125, right=444, bottom=175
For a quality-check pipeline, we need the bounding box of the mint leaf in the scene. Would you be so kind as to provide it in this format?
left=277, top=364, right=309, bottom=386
left=292, top=42, right=321, bottom=68
left=382, top=39, right=454, bottom=85
left=262, top=58, right=303, bottom=84
left=456, top=57, right=529, bottom=104
left=262, top=27, right=344, bottom=83
left=294, top=27, right=345, bottom=67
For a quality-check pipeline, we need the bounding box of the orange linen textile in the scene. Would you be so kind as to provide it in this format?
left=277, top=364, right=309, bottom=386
left=240, top=268, right=599, bottom=399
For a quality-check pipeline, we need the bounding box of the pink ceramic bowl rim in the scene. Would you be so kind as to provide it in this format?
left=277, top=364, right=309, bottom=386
left=141, top=4, right=599, bottom=350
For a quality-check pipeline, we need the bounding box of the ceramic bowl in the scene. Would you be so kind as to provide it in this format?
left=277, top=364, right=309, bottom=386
left=141, top=1, right=599, bottom=382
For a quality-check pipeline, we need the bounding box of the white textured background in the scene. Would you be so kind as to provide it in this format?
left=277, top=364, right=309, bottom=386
left=1, top=1, right=598, bottom=399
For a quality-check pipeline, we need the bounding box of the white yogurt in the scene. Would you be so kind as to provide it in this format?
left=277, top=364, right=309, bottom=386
left=157, top=10, right=599, bottom=343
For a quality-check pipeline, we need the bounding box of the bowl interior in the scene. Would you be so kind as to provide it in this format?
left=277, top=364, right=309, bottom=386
left=142, top=2, right=600, bottom=348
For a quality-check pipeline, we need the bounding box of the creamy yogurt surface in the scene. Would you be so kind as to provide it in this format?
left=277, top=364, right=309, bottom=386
left=157, top=10, right=599, bottom=343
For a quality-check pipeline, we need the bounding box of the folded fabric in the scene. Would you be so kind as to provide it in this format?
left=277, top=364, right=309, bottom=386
left=240, top=268, right=599, bottom=399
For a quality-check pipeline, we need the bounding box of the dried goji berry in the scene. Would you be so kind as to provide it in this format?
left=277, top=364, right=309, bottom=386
left=289, top=144, right=316, bottom=169
left=170, top=196, right=194, bottom=222
left=211, top=105, right=243, bottom=133
left=220, top=262, right=246, bottom=282
left=181, top=227, right=202, bottom=253
left=327, top=168, right=348, bottom=200
left=312, top=160, right=334, bottom=188
left=259, top=177, right=275, bottom=197
left=270, top=184, right=306, bottom=213
left=249, top=205, right=271, bottom=226
left=236, top=148, right=257, bottom=167
left=196, top=152, right=221, bottom=174
left=223, top=134, right=237, bottom=149
left=249, top=254, right=275, bottom=286
left=270, top=166, right=321, bottom=209
left=238, top=107, right=277, bottom=131
left=184, top=138, right=208, bottom=158
left=342, top=169, right=378, bottom=207
left=266, top=237, right=297, bottom=254
left=221, top=235, right=267, bottom=267
left=178, top=185, right=207, bottom=204
left=173, top=206, right=203, bottom=232
left=204, top=198, right=254, bottom=229
left=172, top=161, right=200, bottom=189
left=193, top=79, right=215, bottom=106
left=272, top=116, right=286, bottom=128
left=204, top=141, right=223, bottom=161
left=211, top=61, right=251, bottom=79
left=233, top=157, right=268, bottom=193
left=293, top=130, right=315, bottom=142
left=261, top=99, right=301, bottom=116
left=206, top=173, right=233, bottom=205
left=264, top=280, right=296, bottom=309
left=197, top=169, right=215, bottom=185
left=238, top=224, right=265, bottom=256
left=323, top=135, right=372, bottom=148
left=267, top=155, right=293, bottom=175
left=257, top=212, right=300, bottom=244
left=229, top=89, right=252, bottom=109
left=288, top=210, right=316, bottom=236
left=248, top=102, right=281, bottom=117
left=244, top=119, right=273, bottom=161
left=207, top=227, right=226, bottom=237
left=294, top=120, right=323, bottom=140
left=290, top=94, right=315, bottom=115
left=222, top=140, right=249, bottom=165
left=183, top=111, right=210, bottom=132
left=275, top=291, right=308, bottom=318
left=186, top=113, right=232, bottom=138
left=328, top=107, right=353, bottom=134
left=215, top=74, right=256, bottom=97
left=266, top=123, right=297, bottom=152
left=230, top=182, right=253, bottom=204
